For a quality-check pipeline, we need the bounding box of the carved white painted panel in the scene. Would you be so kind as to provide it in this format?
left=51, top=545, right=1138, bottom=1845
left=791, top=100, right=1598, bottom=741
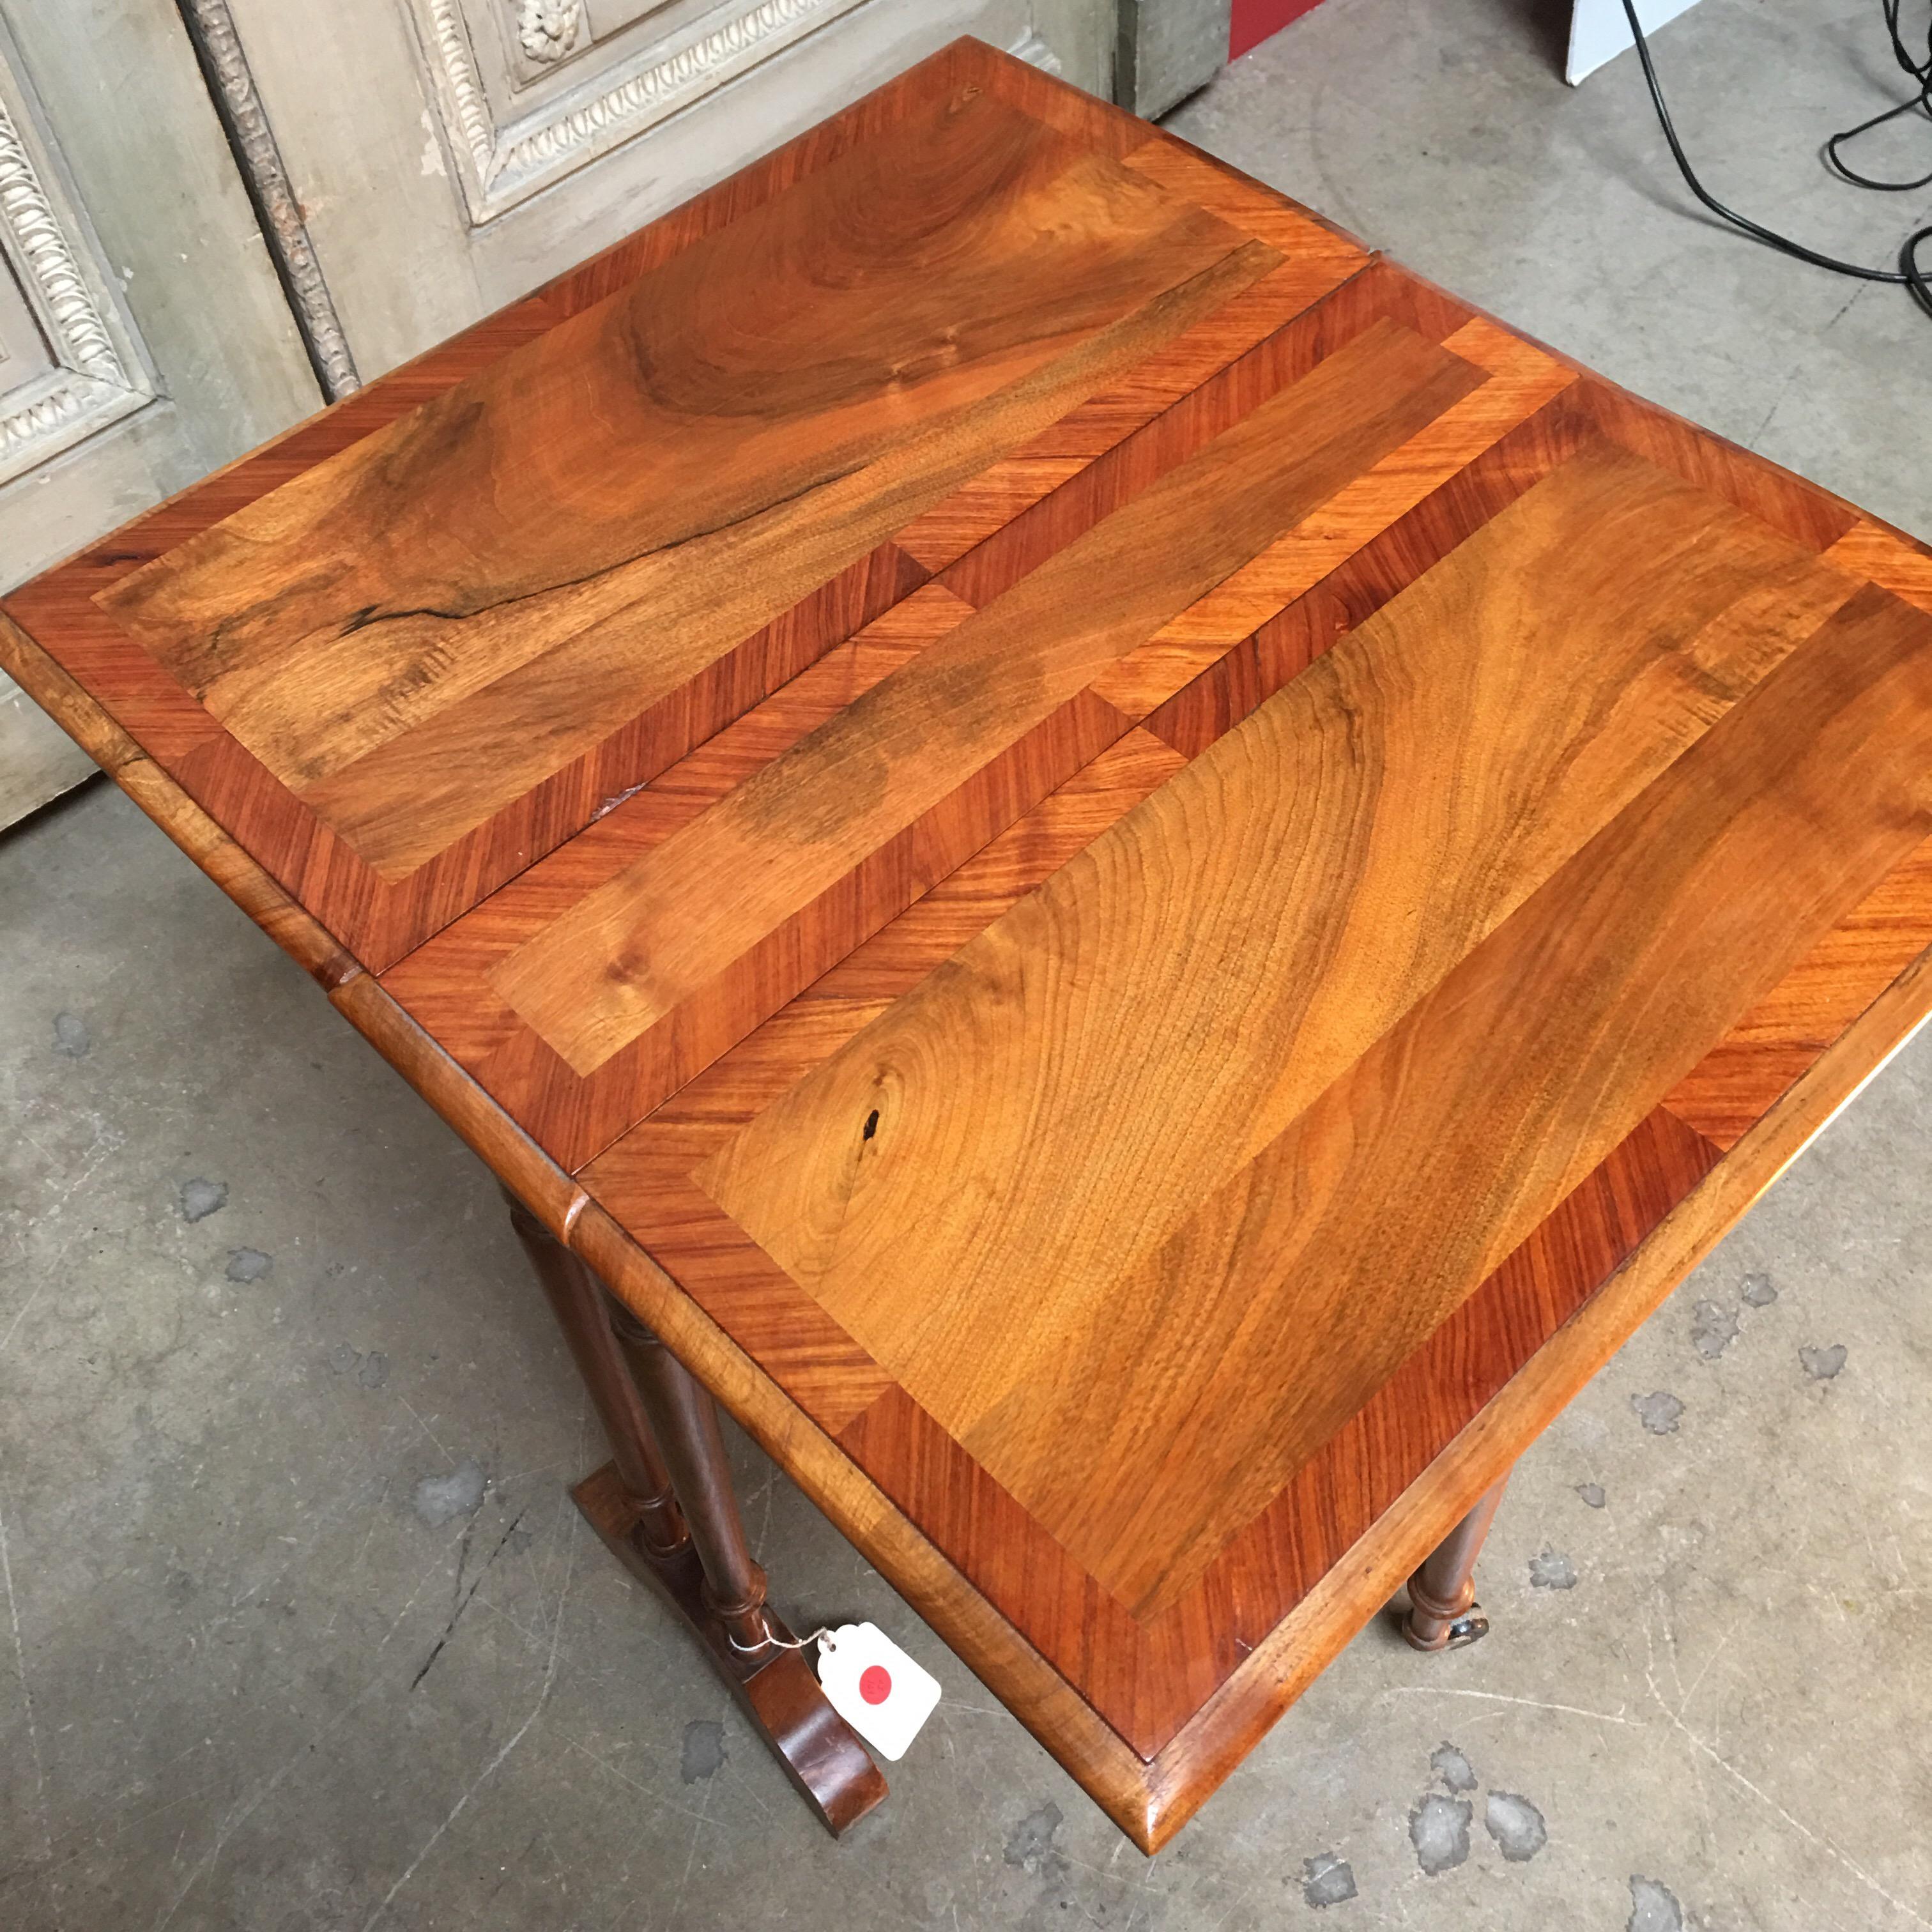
left=406, top=0, right=874, bottom=222
left=0, top=45, right=154, bottom=490
left=0, top=3, right=314, bottom=826
left=580, top=1, right=681, bottom=45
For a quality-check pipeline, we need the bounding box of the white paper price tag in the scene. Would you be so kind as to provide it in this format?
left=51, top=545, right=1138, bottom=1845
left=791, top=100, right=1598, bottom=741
left=814, top=1621, right=940, bottom=1761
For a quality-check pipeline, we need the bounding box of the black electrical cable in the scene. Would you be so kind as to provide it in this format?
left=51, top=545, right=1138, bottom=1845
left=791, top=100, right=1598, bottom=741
left=1618, top=0, right=1932, bottom=319
left=1826, top=0, right=1932, bottom=190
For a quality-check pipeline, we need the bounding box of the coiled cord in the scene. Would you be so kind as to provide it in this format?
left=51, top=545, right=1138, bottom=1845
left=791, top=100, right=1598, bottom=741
left=1619, top=0, right=1932, bottom=318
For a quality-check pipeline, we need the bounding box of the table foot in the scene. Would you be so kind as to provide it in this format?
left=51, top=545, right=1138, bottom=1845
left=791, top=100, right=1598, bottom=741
left=1401, top=1602, right=1491, bottom=1653
left=574, top=1462, right=888, bottom=1836
left=1400, top=1473, right=1510, bottom=1655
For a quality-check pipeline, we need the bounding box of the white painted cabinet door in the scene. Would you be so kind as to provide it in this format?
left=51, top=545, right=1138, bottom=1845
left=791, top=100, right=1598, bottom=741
left=220, top=0, right=1118, bottom=378
left=0, top=1, right=318, bottom=826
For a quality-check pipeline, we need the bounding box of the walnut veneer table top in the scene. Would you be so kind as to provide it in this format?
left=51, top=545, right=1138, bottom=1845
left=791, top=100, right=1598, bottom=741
left=10, top=37, right=1932, bottom=1850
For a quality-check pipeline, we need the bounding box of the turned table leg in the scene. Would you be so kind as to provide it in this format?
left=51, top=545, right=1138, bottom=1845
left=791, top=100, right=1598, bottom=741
left=1402, top=1475, right=1510, bottom=1653
left=503, top=1190, right=686, bottom=1556
left=504, top=1193, right=887, bottom=1836
left=602, top=1301, right=776, bottom=1653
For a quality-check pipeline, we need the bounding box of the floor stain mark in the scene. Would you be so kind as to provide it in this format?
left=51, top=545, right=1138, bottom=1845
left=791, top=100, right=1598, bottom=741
left=1430, top=1741, right=1477, bottom=1791
left=328, top=1344, right=391, bottom=1388
left=1632, top=1390, right=1684, bottom=1435
left=1741, top=1271, right=1778, bottom=1307
left=1577, top=1482, right=1607, bottom=1509
left=1628, top=1875, right=1684, bottom=1931
left=680, top=1718, right=725, bottom=1783
left=1690, top=1299, right=1738, bottom=1359
left=1800, top=1343, right=1848, bottom=1381
left=52, top=1011, right=90, bottom=1057
left=413, top=1459, right=487, bottom=1528
left=1301, top=1851, right=1356, bottom=1906
left=410, top=1510, right=527, bottom=1690
left=1484, top=1791, right=1547, bottom=1862
left=1408, top=1791, right=1471, bottom=1876
left=179, top=1178, right=227, bottom=1223
left=1003, top=1799, right=1068, bottom=1878
left=1529, top=1549, right=1578, bottom=1590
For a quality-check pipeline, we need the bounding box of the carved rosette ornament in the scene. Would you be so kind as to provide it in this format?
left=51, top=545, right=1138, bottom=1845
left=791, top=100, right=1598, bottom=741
left=518, top=0, right=585, bottom=64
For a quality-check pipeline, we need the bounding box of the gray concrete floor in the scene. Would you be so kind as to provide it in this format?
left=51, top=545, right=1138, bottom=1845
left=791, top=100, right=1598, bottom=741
left=4, top=1, right=1932, bottom=1925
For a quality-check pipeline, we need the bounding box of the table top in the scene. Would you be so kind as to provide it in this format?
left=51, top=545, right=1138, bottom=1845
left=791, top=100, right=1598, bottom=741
left=10, top=36, right=1932, bottom=1851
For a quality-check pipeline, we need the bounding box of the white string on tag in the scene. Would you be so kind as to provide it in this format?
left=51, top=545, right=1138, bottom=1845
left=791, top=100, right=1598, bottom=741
left=726, top=1621, right=831, bottom=1654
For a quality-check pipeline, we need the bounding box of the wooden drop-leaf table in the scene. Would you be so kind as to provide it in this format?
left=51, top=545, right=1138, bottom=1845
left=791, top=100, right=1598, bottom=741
left=8, top=37, right=1932, bottom=1855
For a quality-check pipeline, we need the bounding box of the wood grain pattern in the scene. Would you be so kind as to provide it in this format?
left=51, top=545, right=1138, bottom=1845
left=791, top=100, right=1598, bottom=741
left=385, top=270, right=1577, bottom=1171
left=1660, top=833, right=1932, bottom=1148
left=571, top=933, right=1932, bottom=1850
left=491, top=317, right=1480, bottom=1078
left=7, top=38, right=1353, bottom=972
left=106, top=93, right=1246, bottom=842
left=983, top=581, right=1932, bottom=1618
left=933, top=259, right=1476, bottom=616
left=1087, top=315, right=1575, bottom=717
left=698, top=436, right=1862, bottom=1618
left=1139, top=377, right=1606, bottom=758
left=1826, top=518, right=1932, bottom=615
left=14, top=33, right=1932, bottom=1853
left=889, top=144, right=1365, bottom=579
left=380, top=583, right=982, bottom=1169
left=576, top=342, right=1932, bottom=1754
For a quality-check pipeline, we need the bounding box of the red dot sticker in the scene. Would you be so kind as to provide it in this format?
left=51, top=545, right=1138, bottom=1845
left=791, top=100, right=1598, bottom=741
left=858, top=1664, right=893, bottom=1705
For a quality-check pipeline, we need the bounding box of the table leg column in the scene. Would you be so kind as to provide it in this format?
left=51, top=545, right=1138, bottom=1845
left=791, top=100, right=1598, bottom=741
left=602, top=1299, right=774, bottom=1657
left=1402, top=1475, right=1510, bottom=1653
left=503, top=1193, right=887, bottom=1836
left=503, top=1190, right=686, bottom=1557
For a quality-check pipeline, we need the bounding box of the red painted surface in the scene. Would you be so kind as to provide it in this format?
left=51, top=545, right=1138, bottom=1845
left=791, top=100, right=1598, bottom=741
left=1230, top=0, right=1328, bottom=59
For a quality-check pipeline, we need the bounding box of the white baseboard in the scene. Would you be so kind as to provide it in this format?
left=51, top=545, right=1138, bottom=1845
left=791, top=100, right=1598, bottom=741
left=1567, top=0, right=1703, bottom=84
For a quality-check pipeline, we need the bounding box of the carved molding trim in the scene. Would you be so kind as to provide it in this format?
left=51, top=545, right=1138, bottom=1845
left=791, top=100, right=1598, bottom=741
left=0, top=92, right=149, bottom=479
left=0, top=370, right=125, bottom=463
left=179, top=0, right=360, bottom=400
left=427, top=0, right=500, bottom=184
left=416, top=0, right=868, bottom=223
left=0, top=109, right=124, bottom=383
